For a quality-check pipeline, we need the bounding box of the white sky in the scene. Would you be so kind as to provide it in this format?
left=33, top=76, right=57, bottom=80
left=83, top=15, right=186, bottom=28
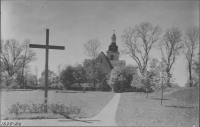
left=1, top=1, right=199, bottom=86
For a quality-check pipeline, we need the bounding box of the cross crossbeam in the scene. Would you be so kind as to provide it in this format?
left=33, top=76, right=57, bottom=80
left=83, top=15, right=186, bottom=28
left=29, top=29, right=65, bottom=113
left=29, top=44, right=65, bottom=50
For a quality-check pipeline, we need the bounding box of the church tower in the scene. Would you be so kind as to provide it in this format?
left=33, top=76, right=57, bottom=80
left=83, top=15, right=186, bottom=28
left=106, top=30, right=119, bottom=61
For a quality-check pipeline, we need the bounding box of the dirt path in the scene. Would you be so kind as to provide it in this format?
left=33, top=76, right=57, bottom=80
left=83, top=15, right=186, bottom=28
left=1, top=93, right=121, bottom=126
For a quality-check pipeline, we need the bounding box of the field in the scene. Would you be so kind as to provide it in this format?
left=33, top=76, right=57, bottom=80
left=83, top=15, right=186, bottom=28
left=1, top=87, right=199, bottom=126
left=116, top=87, right=199, bottom=127
left=1, top=90, right=115, bottom=119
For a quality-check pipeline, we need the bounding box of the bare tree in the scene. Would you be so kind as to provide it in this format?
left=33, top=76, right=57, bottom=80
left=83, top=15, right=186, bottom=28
left=193, top=53, right=199, bottom=76
left=56, top=64, right=62, bottom=83
left=159, top=27, right=184, bottom=87
left=34, top=66, right=39, bottom=86
left=122, top=22, right=162, bottom=76
left=1, top=39, right=22, bottom=76
left=183, top=27, right=199, bottom=87
left=1, top=39, right=36, bottom=87
left=0, top=39, right=3, bottom=84
left=121, top=22, right=162, bottom=92
left=83, top=38, right=101, bottom=88
left=84, top=38, right=101, bottom=60
left=20, top=39, right=32, bottom=88
left=57, top=64, right=62, bottom=75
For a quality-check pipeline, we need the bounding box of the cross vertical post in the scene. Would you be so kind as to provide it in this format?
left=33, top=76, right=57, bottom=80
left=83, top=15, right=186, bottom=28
left=161, top=62, right=164, bottom=106
left=29, top=29, right=65, bottom=113
left=161, top=72, right=163, bottom=105
left=44, top=29, right=49, bottom=113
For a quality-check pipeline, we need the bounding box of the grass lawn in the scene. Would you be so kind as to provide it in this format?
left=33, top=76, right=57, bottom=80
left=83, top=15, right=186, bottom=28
left=116, top=87, right=199, bottom=127
left=1, top=90, right=115, bottom=119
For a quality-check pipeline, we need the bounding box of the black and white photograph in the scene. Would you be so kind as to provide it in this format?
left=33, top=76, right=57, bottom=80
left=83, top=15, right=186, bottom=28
left=1, top=0, right=199, bottom=126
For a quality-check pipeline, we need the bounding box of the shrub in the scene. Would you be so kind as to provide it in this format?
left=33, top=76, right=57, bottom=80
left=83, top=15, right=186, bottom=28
left=108, top=67, right=126, bottom=93
left=97, top=83, right=111, bottom=91
left=131, top=75, right=144, bottom=90
left=185, top=75, right=199, bottom=88
left=112, top=82, right=124, bottom=93
left=51, top=83, right=64, bottom=90
left=7, top=102, right=83, bottom=119
left=49, top=103, right=70, bottom=118
left=8, top=102, right=21, bottom=116
left=60, top=66, right=76, bottom=90
left=81, top=83, right=92, bottom=91
left=70, top=83, right=83, bottom=91
left=68, top=104, right=82, bottom=115
left=25, top=85, right=37, bottom=89
left=28, top=103, right=44, bottom=113
left=8, top=82, right=20, bottom=89
left=0, top=82, right=8, bottom=89
left=108, top=65, right=138, bottom=93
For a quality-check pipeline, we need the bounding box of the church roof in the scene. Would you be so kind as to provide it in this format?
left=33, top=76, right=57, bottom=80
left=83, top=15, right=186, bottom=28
left=97, top=52, right=113, bottom=69
left=83, top=52, right=113, bottom=70
left=108, top=43, right=119, bottom=52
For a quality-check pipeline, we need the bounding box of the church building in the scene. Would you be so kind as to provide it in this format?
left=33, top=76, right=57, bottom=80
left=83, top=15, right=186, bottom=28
left=84, top=31, right=126, bottom=73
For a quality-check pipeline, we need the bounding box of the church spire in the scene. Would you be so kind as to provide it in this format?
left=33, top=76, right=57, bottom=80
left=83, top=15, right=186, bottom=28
left=107, top=30, right=119, bottom=61
left=108, top=30, right=118, bottom=52
left=111, top=30, right=116, bottom=43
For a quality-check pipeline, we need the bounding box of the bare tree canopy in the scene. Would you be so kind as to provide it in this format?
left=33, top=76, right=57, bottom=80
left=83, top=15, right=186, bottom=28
left=57, top=64, right=62, bottom=75
left=184, top=27, right=199, bottom=87
left=121, top=22, right=162, bottom=75
left=34, top=66, right=39, bottom=77
left=159, top=27, right=184, bottom=87
left=34, top=66, right=39, bottom=86
left=83, top=38, right=101, bottom=88
left=1, top=39, right=36, bottom=77
left=84, top=38, right=101, bottom=60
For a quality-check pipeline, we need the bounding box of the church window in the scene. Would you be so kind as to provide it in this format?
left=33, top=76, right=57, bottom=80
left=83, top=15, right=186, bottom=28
left=101, top=59, right=103, bottom=63
left=110, top=55, right=114, bottom=60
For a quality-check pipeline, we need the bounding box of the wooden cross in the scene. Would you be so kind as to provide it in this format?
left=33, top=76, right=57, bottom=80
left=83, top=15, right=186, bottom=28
left=29, top=29, right=65, bottom=112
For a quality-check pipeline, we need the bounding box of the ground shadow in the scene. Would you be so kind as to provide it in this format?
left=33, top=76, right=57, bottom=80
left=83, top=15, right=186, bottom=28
left=165, top=105, right=198, bottom=109
left=6, top=89, right=34, bottom=91
left=58, top=118, right=100, bottom=123
left=150, top=97, right=170, bottom=100
left=57, top=91, right=85, bottom=93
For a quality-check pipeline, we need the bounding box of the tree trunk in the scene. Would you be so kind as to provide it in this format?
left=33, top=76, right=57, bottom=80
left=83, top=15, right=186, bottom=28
left=93, top=60, right=96, bottom=88
left=36, top=78, right=38, bottom=86
left=20, top=45, right=27, bottom=89
left=167, top=71, right=171, bottom=87
left=78, top=82, right=81, bottom=89
left=93, top=79, right=96, bottom=88
left=146, top=89, right=148, bottom=98
left=189, top=64, right=193, bottom=87
left=20, top=70, right=24, bottom=89
left=188, top=63, right=192, bottom=87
